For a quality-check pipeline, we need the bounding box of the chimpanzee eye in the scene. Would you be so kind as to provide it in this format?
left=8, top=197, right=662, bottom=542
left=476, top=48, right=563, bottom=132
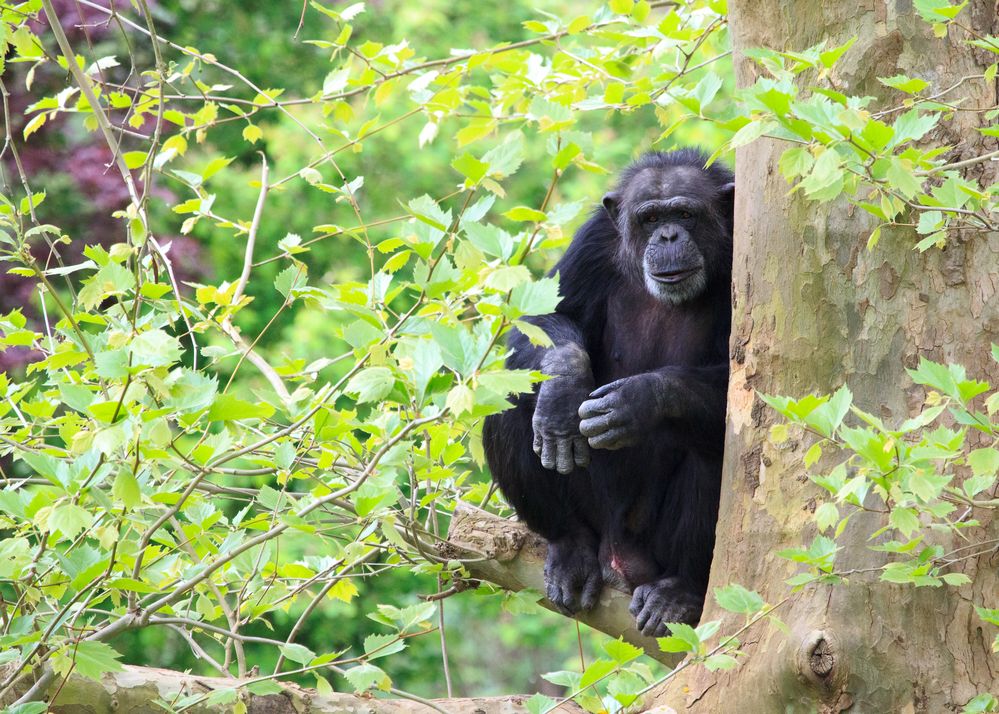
left=641, top=212, right=657, bottom=224
left=678, top=210, right=692, bottom=220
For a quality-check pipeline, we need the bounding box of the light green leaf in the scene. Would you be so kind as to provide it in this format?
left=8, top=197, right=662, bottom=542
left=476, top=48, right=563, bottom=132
left=346, top=367, right=395, bottom=403
left=714, top=583, right=764, bottom=614
left=130, top=329, right=182, bottom=368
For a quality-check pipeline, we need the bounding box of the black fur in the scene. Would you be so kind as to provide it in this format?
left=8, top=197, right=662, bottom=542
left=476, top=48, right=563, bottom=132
left=483, top=148, right=733, bottom=633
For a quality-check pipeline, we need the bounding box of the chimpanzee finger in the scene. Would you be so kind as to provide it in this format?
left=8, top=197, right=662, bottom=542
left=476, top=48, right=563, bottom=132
left=579, top=413, right=618, bottom=438
left=539, top=438, right=557, bottom=470
left=641, top=604, right=667, bottom=638
left=578, top=396, right=614, bottom=420
left=588, top=379, right=625, bottom=399
left=636, top=596, right=661, bottom=634
left=547, top=580, right=571, bottom=614
left=555, top=439, right=574, bottom=475
left=581, top=571, right=602, bottom=610
left=532, top=428, right=543, bottom=456
left=573, top=437, right=590, bottom=468
left=587, top=427, right=629, bottom=450
left=629, top=588, right=646, bottom=618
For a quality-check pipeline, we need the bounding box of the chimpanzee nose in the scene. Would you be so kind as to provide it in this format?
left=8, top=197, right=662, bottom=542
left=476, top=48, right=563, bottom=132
left=658, top=226, right=680, bottom=243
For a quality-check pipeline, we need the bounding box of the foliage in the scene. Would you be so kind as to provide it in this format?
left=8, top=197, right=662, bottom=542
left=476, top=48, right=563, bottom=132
left=0, top=0, right=729, bottom=709
left=1, top=0, right=997, bottom=710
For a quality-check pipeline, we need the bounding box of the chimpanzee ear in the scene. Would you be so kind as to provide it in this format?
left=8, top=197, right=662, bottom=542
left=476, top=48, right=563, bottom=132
left=719, top=182, right=735, bottom=221
left=602, top=192, right=620, bottom=220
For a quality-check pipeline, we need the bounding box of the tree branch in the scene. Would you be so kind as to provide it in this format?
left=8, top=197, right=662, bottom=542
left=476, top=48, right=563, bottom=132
left=1, top=664, right=580, bottom=714
left=443, top=503, right=683, bottom=667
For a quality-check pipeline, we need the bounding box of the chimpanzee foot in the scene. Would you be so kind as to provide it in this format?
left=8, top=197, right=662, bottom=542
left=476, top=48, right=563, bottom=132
left=544, top=538, right=603, bottom=614
left=629, top=577, right=703, bottom=637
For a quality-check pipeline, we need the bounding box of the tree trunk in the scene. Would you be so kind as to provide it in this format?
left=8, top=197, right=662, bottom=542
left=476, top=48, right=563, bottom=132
left=648, top=1, right=999, bottom=710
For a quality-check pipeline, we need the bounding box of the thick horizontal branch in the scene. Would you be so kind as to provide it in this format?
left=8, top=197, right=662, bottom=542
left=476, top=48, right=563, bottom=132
left=1, top=664, right=573, bottom=714
left=444, top=503, right=683, bottom=668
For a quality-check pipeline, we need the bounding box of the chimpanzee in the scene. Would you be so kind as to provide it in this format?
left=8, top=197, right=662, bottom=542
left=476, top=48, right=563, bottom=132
left=483, top=149, right=733, bottom=636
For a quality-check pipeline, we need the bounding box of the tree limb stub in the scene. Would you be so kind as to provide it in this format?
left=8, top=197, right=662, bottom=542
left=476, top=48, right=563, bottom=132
left=1, top=664, right=575, bottom=714
left=444, top=503, right=683, bottom=667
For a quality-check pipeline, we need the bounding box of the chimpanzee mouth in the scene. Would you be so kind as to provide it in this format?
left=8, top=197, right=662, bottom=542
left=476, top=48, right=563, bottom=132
left=650, top=267, right=699, bottom=284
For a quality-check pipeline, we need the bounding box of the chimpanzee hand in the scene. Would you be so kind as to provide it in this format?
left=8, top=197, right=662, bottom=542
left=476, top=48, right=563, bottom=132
left=578, top=372, right=668, bottom=450
left=532, top=345, right=594, bottom=474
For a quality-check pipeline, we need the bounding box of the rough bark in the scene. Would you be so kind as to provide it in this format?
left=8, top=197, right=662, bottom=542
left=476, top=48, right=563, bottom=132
left=646, top=1, right=999, bottom=711
left=0, top=664, right=573, bottom=714
left=445, top=503, right=683, bottom=667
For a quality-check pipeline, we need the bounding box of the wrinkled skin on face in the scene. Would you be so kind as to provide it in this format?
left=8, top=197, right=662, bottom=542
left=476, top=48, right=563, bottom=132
left=602, top=166, right=734, bottom=305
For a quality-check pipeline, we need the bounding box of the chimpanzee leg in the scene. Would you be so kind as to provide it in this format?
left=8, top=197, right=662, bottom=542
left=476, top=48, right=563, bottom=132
left=484, top=397, right=603, bottom=613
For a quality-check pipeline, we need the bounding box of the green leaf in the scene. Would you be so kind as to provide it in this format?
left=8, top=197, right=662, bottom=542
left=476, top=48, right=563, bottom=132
left=513, top=320, right=554, bottom=347
left=818, top=36, right=856, bottom=68
left=4, top=704, right=48, bottom=714
left=407, top=194, right=451, bottom=231
left=275, top=265, right=307, bottom=298
left=968, top=448, right=999, bottom=476
left=47, top=503, right=94, bottom=540
left=65, top=641, right=124, bottom=682
left=464, top=222, right=514, bottom=259
left=482, top=132, right=525, bottom=178
left=130, top=329, right=182, bottom=368
left=112, top=468, right=142, bottom=509
left=891, top=108, right=940, bottom=146
left=446, top=384, right=475, bottom=416
left=363, top=633, right=406, bottom=660
left=962, top=693, right=998, bottom=714
left=242, top=124, right=263, bottom=143
left=503, top=206, right=547, bottom=222
left=714, top=583, right=765, bottom=615
left=658, top=622, right=700, bottom=653
left=346, top=367, right=395, bottom=403
left=452, top=153, right=489, bottom=183
left=728, top=119, right=772, bottom=149
left=814, top=502, right=839, bottom=532
left=246, top=681, right=284, bottom=695
left=510, top=276, right=561, bottom=316
left=778, top=147, right=814, bottom=179
left=890, top=507, right=920, bottom=537
left=478, top=369, right=535, bottom=397
left=485, top=265, right=531, bottom=292
left=704, top=653, right=739, bottom=671
left=603, top=638, right=642, bottom=664
left=123, top=151, right=148, bottom=169
left=525, top=694, right=557, bottom=714
left=344, top=663, right=391, bottom=692
left=913, top=0, right=968, bottom=22
left=879, top=74, right=931, bottom=94
left=579, top=658, right=617, bottom=688
left=941, top=573, right=971, bottom=586
left=279, top=643, right=316, bottom=665
left=207, top=394, right=276, bottom=421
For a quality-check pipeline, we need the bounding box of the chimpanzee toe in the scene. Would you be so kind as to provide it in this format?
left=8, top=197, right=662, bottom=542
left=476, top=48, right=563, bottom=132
left=629, top=578, right=703, bottom=637
left=544, top=540, right=603, bottom=614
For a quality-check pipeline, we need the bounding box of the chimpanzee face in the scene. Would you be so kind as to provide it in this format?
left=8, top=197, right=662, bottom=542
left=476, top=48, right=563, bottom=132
left=602, top=166, right=733, bottom=305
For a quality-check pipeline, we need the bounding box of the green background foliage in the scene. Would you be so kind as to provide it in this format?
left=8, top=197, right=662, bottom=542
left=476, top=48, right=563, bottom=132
left=0, top=0, right=997, bottom=711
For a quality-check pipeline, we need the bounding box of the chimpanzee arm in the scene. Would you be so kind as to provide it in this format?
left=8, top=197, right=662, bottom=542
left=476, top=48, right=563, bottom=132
left=500, top=210, right=617, bottom=474
left=577, top=363, right=728, bottom=452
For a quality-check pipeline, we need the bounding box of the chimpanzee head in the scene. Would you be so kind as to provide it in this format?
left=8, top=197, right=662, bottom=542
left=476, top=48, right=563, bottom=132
left=602, top=150, right=734, bottom=305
